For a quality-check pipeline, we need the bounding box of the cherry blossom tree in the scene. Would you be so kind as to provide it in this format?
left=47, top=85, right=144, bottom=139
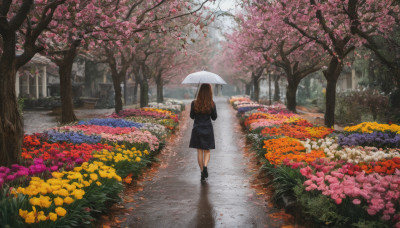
left=101, top=0, right=212, bottom=112
left=40, top=0, right=131, bottom=123
left=0, top=0, right=65, bottom=166
left=278, top=0, right=398, bottom=126
left=246, top=1, right=327, bottom=112
left=225, top=27, right=267, bottom=102
left=345, top=0, right=400, bottom=107
left=274, top=0, right=358, bottom=127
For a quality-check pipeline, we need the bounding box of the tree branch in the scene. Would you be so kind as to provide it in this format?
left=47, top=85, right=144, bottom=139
left=9, top=0, right=33, bottom=30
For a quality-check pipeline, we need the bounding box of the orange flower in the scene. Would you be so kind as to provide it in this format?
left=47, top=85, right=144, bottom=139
left=357, top=158, right=400, bottom=175
left=263, top=138, right=325, bottom=165
left=123, top=173, right=133, bottom=184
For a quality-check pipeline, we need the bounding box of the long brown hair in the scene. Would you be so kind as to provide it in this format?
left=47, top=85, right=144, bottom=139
left=194, top=84, right=214, bottom=114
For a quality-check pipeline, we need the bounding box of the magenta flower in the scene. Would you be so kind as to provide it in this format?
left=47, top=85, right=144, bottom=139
left=0, top=167, right=10, bottom=173
left=5, top=174, right=16, bottom=181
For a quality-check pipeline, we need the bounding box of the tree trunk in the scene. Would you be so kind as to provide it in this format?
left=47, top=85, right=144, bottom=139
left=140, top=80, right=149, bottom=108
left=286, top=80, right=300, bottom=112
left=245, top=83, right=251, bottom=96
left=156, top=79, right=164, bottom=103
left=111, top=73, right=123, bottom=114
left=133, top=82, right=138, bottom=104
left=0, top=66, right=23, bottom=167
left=253, top=78, right=260, bottom=102
left=59, top=62, right=78, bottom=124
left=325, top=79, right=338, bottom=128
left=123, top=74, right=128, bottom=105
left=274, top=75, right=280, bottom=102
left=323, top=57, right=342, bottom=128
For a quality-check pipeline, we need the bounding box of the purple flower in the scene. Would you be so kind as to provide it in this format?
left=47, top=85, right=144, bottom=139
left=338, top=132, right=400, bottom=148
left=16, top=169, right=29, bottom=177
left=29, top=163, right=47, bottom=175
left=11, top=164, right=21, bottom=171
left=0, top=177, right=4, bottom=188
left=75, top=158, right=84, bottom=164
left=50, top=166, right=59, bottom=172
left=33, top=158, right=44, bottom=165
left=0, top=166, right=10, bottom=174
left=5, top=174, right=16, bottom=181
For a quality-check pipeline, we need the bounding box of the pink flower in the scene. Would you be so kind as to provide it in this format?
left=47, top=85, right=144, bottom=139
left=367, top=208, right=377, bottom=215
left=331, top=171, right=344, bottom=179
left=304, top=180, right=314, bottom=186
left=335, top=197, right=342, bottom=204
left=305, top=184, right=318, bottom=191
left=300, top=166, right=313, bottom=178
left=352, top=199, right=361, bottom=205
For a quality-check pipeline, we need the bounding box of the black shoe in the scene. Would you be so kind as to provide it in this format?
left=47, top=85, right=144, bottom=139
left=203, top=166, right=208, bottom=178
left=201, top=172, right=205, bottom=181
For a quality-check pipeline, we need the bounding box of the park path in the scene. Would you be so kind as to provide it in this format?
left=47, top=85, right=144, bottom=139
left=116, top=98, right=294, bottom=228
left=23, top=108, right=114, bottom=134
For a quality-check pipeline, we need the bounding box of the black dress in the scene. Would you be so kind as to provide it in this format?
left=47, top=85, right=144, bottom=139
left=189, top=101, right=217, bottom=150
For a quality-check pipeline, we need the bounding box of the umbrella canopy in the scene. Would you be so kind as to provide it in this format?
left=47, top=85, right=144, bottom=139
left=181, top=71, right=227, bottom=85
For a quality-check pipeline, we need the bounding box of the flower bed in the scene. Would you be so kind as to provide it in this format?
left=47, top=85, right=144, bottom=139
left=0, top=101, right=184, bottom=227
left=230, top=96, right=400, bottom=228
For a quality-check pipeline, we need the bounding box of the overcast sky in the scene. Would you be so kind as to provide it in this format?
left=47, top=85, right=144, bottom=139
left=205, top=0, right=239, bottom=38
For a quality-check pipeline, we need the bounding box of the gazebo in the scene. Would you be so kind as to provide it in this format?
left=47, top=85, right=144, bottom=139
left=16, top=53, right=54, bottom=99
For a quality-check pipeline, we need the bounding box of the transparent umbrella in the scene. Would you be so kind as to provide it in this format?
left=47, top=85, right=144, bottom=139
left=181, top=71, right=227, bottom=85
left=182, top=71, right=227, bottom=98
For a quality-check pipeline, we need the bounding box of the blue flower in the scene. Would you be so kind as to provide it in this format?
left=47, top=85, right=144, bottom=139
left=78, top=118, right=143, bottom=128
left=45, top=130, right=101, bottom=144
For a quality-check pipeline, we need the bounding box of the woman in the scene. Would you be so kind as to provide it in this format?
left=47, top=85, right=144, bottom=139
left=189, top=84, right=217, bottom=181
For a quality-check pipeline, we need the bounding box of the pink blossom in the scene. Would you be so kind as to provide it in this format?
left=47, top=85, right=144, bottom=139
left=300, top=166, right=313, bottom=178
left=352, top=199, right=361, bottom=205
left=335, top=197, right=342, bottom=205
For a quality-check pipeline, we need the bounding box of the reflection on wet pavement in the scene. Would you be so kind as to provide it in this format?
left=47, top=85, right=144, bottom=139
left=193, top=182, right=215, bottom=227
left=119, top=98, right=288, bottom=228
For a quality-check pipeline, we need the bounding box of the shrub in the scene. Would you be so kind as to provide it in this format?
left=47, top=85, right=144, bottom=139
left=335, top=90, right=390, bottom=125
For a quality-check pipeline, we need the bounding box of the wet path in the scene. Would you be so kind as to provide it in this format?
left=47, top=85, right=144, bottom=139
left=23, top=108, right=113, bottom=134
left=119, top=98, right=287, bottom=228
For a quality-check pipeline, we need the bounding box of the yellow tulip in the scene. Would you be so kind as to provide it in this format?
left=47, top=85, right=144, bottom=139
left=90, top=173, right=98, bottom=181
left=49, top=212, right=57, bottom=221
left=37, top=211, right=47, bottom=221
left=29, top=197, right=40, bottom=206
left=24, top=212, right=36, bottom=224
left=19, top=209, right=28, bottom=218
left=54, top=197, right=64, bottom=206
left=63, top=197, right=74, bottom=204
left=55, top=207, right=67, bottom=217
left=52, top=172, right=64, bottom=179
